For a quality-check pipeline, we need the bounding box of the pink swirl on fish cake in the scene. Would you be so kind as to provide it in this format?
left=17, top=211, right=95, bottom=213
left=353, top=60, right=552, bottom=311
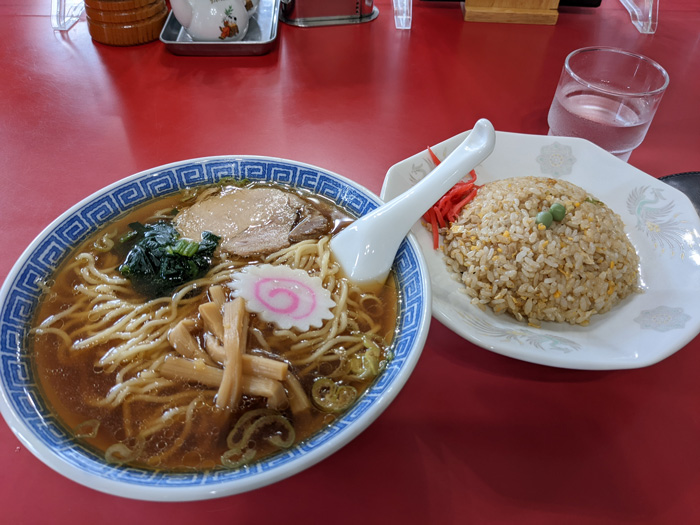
left=253, top=277, right=317, bottom=320
left=229, top=264, right=336, bottom=331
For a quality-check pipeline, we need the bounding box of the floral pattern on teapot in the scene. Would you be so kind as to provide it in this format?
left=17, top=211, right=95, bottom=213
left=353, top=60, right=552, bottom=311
left=218, top=5, right=241, bottom=40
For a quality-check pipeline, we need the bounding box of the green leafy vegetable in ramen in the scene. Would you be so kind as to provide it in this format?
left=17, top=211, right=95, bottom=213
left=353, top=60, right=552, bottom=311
left=118, top=221, right=220, bottom=298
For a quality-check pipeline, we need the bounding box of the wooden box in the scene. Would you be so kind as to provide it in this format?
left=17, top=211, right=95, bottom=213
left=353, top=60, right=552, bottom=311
left=463, top=0, right=560, bottom=25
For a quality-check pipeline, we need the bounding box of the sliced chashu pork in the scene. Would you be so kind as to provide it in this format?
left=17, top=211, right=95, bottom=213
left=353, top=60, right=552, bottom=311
left=175, top=187, right=331, bottom=258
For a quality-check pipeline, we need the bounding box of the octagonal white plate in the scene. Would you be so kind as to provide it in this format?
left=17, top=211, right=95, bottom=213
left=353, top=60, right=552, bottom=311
left=381, top=131, right=700, bottom=370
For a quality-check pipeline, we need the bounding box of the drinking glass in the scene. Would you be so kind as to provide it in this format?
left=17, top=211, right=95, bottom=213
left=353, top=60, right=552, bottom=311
left=547, top=47, right=669, bottom=162
left=393, top=0, right=412, bottom=30
left=619, top=0, right=659, bottom=34
left=51, top=0, right=84, bottom=31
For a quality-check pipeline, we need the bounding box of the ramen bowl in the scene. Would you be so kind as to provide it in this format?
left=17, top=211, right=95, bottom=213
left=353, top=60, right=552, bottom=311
left=0, top=156, right=431, bottom=501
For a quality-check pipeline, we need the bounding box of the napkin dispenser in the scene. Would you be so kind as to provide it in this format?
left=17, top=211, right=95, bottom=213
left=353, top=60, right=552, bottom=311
left=280, top=0, right=378, bottom=26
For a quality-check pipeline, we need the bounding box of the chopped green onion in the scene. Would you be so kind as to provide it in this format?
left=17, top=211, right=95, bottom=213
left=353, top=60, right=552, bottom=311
left=119, top=230, right=139, bottom=244
left=172, top=239, right=200, bottom=257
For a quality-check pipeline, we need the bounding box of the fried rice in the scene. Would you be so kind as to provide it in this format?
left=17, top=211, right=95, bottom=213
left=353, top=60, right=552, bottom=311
left=441, top=176, right=641, bottom=326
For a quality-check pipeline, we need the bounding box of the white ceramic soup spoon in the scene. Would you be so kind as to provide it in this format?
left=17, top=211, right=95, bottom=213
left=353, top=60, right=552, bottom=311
left=331, top=118, right=496, bottom=287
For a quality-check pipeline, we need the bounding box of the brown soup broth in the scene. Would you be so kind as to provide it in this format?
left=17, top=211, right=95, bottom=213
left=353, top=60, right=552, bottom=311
left=30, top=184, right=399, bottom=472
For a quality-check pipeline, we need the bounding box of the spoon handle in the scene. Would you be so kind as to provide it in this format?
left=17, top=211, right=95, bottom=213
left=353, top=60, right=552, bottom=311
left=381, top=119, right=496, bottom=226
left=331, top=119, right=496, bottom=286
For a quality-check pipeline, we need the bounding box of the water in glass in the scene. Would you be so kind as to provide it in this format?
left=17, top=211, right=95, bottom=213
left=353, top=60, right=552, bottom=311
left=548, top=84, right=651, bottom=161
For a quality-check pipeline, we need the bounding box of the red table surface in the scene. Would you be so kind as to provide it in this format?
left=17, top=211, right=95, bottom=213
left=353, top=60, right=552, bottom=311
left=1, top=0, right=700, bottom=523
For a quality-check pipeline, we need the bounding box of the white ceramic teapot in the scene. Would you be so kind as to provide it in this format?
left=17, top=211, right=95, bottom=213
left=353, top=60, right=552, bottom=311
left=170, top=0, right=255, bottom=42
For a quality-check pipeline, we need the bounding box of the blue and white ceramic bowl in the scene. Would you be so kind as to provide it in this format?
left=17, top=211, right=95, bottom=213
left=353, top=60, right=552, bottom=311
left=0, top=156, right=431, bottom=501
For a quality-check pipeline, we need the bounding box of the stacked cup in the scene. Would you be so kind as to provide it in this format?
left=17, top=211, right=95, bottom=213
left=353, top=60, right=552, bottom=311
left=84, top=0, right=168, bottom=46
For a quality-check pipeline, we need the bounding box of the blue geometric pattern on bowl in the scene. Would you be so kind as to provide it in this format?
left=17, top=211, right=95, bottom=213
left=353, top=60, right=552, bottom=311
left=0, top=157, right=427, bottom=489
